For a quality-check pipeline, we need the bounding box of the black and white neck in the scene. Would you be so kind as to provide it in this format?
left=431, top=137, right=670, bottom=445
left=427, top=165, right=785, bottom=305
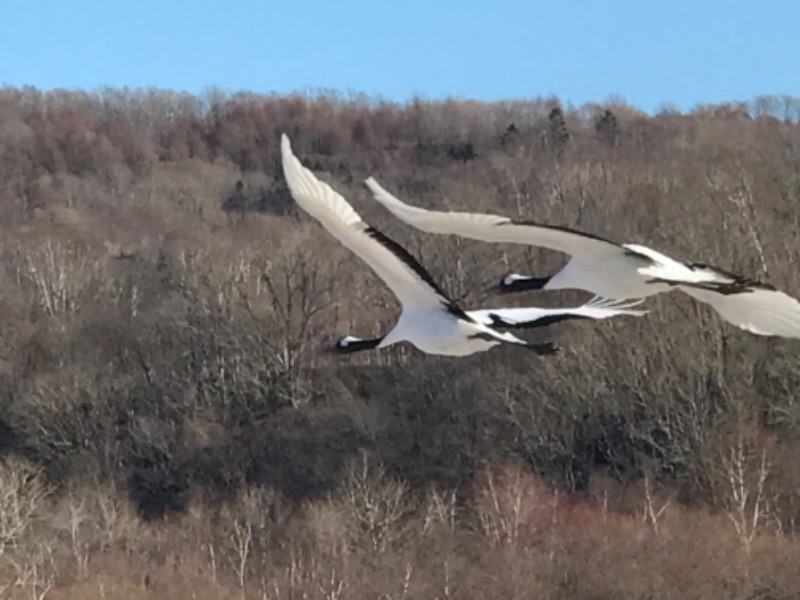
left=334, top=335, right=385, bottom=354
left=498, top=273, right=552, bottom=294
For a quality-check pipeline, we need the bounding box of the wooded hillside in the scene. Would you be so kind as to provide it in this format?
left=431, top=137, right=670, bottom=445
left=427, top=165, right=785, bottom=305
left=1, top=87, right=800, bottom=598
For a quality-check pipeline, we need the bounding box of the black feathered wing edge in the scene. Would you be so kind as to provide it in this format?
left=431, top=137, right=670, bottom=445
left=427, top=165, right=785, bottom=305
left=365, top=176, right=627, bottom=260
left=281, top=134, right=471, bottom=321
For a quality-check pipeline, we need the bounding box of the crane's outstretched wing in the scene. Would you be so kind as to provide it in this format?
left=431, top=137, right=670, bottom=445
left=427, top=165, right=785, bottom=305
left=679, top=277, right=800, bottom=338
left=282, top=135, right=462, bottom=315
left=365, top=176, right=624, bottom=259
left=468, top=297, right=647, bottom=330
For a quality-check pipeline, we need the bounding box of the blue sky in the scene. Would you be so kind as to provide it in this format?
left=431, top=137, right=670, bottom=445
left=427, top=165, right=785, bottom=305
left=2, top=0, right=798, bottom=113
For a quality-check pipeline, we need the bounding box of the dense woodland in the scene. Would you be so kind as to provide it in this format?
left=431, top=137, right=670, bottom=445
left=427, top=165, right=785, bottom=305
left=2, top=86, right=800, bottom=598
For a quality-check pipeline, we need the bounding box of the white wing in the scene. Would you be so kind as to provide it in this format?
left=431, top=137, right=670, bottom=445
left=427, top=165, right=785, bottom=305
left=468, top=297, right=648, bottom=329
left=365, top=176, right=624, bottom=259
left=281, top=135, right=455, bottom=312
left=680, top=285, right=800, bottom=338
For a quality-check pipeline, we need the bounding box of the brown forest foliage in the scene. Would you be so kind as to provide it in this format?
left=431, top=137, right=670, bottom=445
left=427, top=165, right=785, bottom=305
left=1, top=86, right=800, bottom=597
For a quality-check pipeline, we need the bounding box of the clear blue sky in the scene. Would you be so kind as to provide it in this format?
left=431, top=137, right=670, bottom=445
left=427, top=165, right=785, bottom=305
left=2, top=0, right=797, bottom=113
